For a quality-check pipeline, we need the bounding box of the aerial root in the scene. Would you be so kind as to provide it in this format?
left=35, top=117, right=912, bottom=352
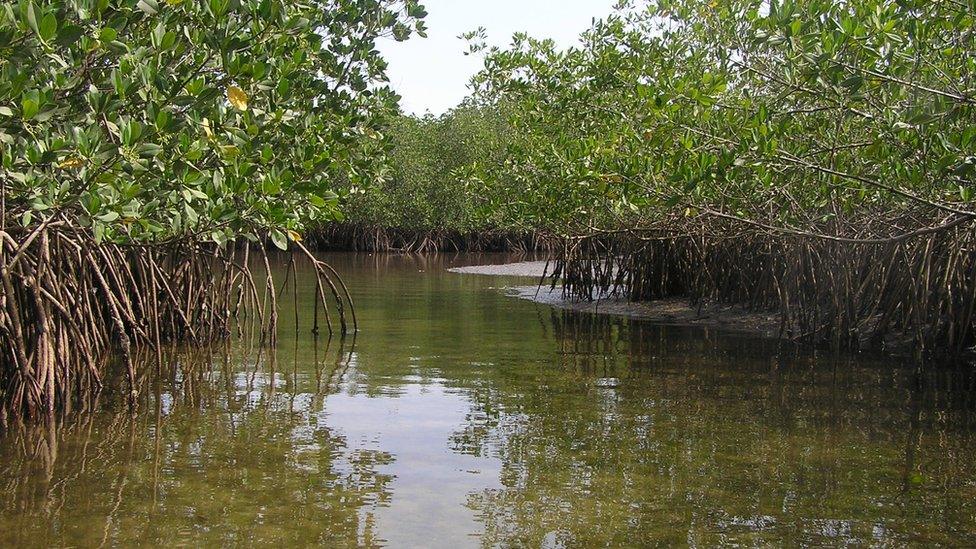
left=553, top=215, right=976, bottom=355
left=0, top=224, right=353, bottom=424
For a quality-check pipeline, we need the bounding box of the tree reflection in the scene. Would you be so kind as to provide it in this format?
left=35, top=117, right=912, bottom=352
left=461, top=310, right=976, bottom=546
left=0, top=337, right=394, bottom=547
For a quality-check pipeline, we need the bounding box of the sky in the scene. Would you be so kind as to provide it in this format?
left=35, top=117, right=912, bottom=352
left=377, top=0, right=619, bottom=115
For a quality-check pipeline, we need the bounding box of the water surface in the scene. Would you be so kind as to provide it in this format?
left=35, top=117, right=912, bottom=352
left=1, top=253, right=974, bottom=546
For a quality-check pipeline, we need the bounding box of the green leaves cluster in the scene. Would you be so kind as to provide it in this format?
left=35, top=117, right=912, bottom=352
left=344, top=104, right=511, bottom=232
left=467, top=0, right=976, bottom=237
left=0, top=0, right=426, bottom=247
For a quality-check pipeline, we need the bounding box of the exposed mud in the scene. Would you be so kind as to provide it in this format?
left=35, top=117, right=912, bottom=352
left=449, top=261, right=781, bottom=337
left=510, top=285, right=782, bottom=337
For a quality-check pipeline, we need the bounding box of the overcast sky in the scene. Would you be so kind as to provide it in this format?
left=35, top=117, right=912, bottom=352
left=377, top=0, right=619, bottom=115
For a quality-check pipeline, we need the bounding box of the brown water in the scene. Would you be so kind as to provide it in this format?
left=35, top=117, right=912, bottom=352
left=1, top=253, right=975, bottom=547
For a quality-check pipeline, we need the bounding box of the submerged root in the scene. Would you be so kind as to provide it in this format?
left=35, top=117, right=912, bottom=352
left=0, top=224, right=352, bottom=424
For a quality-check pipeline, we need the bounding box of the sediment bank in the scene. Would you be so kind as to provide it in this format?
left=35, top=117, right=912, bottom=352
left=450, top=261, right=781, bottom=338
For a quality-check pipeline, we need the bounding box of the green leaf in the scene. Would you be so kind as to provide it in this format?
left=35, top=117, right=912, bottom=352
left=270, top=229, right=287, bottom=250
left=21, top=98, right=38, bottom=120
left=152, top=21, right=166, bottom=47
left=155, top=110, right=170, bottom=129
left=790, top=19, right=802, bottom=37
left=262, top=176, right=280, bottom=194
left=23, top=2, right=41, bottom=36
left=184, top=204, right=199, bottom=224
left=160, top=30, right=177, bottom=50
left=210, top=229, right=227, bottom=246
left=137, top=0, right=159, bottom=15
left=38, top=13, right=56, bottom=42
left=99, top=27, right=118, bottom=42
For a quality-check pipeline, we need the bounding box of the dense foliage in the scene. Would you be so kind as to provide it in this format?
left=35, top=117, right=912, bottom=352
left=470, top=0, right=975, bottom=238
left=0, top=0, right=427, bottom=248
left=342, top=105, right=510, bottom=233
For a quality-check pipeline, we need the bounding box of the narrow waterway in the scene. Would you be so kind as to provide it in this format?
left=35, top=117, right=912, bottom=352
left=1, top=253, right=974, bottom=546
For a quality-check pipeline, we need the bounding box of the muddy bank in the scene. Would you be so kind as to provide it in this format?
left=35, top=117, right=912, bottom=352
left=510, top=286, right=782, bottom=337
left=449, top=261, right=781, bottom=337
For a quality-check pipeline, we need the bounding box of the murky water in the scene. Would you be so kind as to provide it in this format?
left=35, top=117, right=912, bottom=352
left=1, top=253, right=975, bottom=547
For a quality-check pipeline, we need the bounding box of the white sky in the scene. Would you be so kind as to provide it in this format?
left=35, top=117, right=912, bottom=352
left=377, top=0, right=619, bottom=115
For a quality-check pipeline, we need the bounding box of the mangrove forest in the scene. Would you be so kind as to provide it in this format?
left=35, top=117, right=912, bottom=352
left=1, top=0, right=976, bottom=546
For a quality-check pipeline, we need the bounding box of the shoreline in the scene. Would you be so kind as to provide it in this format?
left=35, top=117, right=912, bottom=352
left=450, top=261, right=781, bottom=337
left=510, top=285, right=783, bottom=337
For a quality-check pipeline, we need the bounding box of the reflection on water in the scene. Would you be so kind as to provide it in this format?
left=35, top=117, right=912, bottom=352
left=1, top=253, right=974, bottom=546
